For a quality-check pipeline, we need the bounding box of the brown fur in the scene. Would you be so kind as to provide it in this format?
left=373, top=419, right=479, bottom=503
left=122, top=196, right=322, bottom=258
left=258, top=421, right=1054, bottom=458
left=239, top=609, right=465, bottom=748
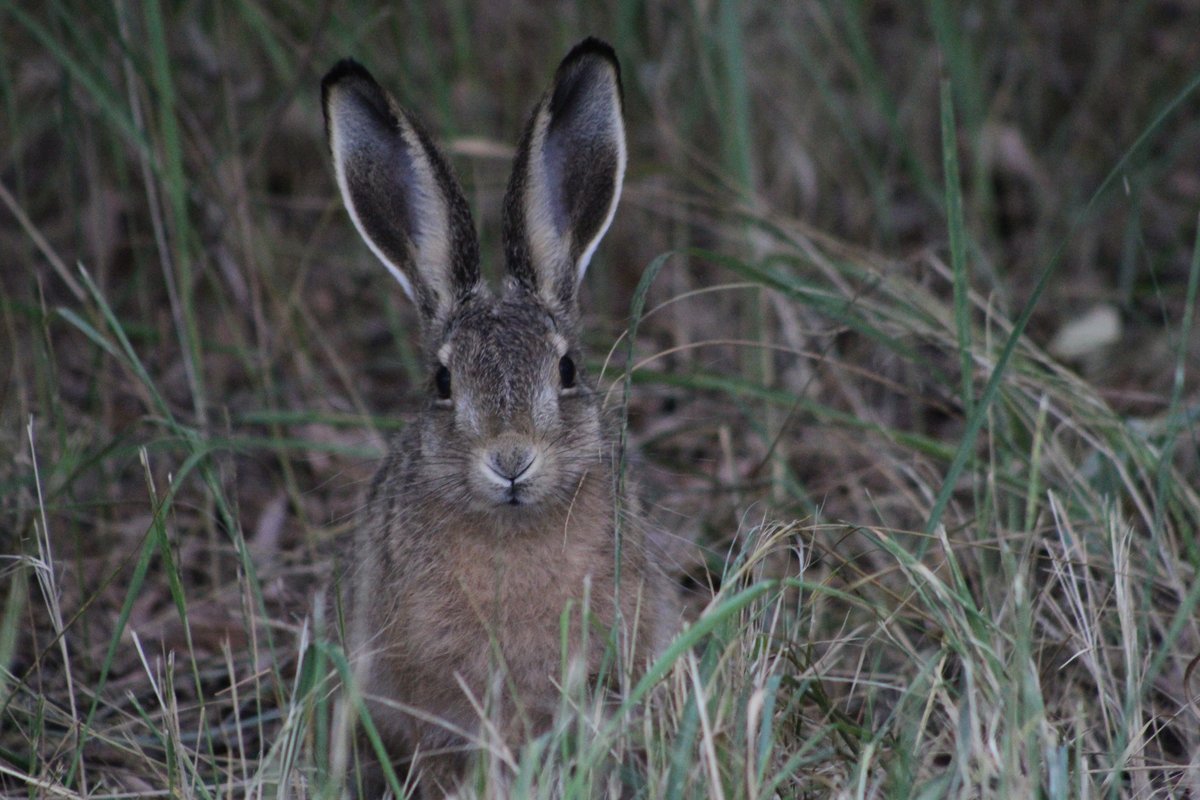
left=350, top=443, right=672, bottom=792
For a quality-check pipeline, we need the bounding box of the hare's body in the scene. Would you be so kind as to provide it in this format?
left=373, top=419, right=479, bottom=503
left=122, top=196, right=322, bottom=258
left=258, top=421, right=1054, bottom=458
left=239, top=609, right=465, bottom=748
left=323, top=39, right=677, bottom=794
left=353, top=415, right=669, bottom=764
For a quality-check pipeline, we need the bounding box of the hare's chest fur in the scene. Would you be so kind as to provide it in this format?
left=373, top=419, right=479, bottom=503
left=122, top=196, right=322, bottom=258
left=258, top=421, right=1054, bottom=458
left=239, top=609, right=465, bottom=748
left=351, top=488, right=625, bottom=751
left=424, top=527, right=614, bottom=659
left=381, top=485, right=619, bottom=681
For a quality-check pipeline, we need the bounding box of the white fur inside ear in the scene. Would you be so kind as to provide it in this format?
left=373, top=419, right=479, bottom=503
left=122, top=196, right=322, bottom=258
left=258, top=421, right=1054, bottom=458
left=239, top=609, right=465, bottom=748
left=328, top=94, right=415, bottom=300
left=397, top=124, right=453, bottom=313
left=572, top=99, right=625, bottom=283
left=524, top=105, right=572, bottom=301
left=521, top=68, right=626, bottom=308
left=328, top=89, right=453, bottom=314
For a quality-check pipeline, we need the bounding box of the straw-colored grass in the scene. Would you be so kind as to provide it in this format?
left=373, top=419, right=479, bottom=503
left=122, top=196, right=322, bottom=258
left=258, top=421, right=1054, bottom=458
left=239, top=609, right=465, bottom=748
left=3, top=2, right=1199, bottom=797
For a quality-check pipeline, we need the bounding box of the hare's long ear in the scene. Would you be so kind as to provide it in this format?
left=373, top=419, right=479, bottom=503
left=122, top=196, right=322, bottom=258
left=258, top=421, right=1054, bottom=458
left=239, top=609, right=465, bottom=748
left=323, top=60, right=480, bottom=328
left=502, top=38, right=626, bottom=322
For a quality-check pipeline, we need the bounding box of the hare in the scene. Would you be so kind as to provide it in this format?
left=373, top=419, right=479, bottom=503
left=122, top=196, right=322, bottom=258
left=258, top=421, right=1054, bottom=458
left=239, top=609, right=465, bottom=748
left=322, top=38, right=678, bottom=795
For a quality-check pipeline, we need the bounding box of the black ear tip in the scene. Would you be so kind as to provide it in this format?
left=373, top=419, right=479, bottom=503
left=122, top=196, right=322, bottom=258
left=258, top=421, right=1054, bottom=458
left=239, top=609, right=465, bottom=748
left=555, top=37, right=623, bottom=105
left=564, top=37, right=618, bottom=66
left=321, top=58, right=374, bottom=105
left=560, top=37, right=620, bottom=80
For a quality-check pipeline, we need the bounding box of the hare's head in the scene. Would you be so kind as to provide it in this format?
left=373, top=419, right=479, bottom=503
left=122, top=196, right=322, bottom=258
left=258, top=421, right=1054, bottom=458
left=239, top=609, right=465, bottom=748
left=322, top=39, right=625, bottom=516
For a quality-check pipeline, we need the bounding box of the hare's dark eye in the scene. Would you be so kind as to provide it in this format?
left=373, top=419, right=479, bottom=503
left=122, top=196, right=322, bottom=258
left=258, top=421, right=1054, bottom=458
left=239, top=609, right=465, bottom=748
left=558, top=355, right=576, bottom=389
left=434, top=364, right=452, bottom=400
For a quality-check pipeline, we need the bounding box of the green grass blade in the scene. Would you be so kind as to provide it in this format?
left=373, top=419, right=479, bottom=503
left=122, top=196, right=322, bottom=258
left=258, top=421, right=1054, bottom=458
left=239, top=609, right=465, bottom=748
left=939, top=79, right=973, bottom=418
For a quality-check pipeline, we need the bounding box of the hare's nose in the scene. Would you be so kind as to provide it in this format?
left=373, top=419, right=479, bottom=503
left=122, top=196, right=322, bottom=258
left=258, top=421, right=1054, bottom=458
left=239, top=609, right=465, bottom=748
left=482, top=441, right=539, bottom=485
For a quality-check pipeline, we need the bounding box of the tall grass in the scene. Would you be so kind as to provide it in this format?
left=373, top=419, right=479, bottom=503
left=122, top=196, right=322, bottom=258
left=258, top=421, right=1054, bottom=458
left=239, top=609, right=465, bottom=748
left=3, top=1, right=1199, bottom=797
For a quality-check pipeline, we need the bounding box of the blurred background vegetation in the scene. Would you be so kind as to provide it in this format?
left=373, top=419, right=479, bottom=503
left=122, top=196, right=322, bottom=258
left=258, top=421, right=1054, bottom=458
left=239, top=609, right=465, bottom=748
left=2, top=1, right=1199, bottom=796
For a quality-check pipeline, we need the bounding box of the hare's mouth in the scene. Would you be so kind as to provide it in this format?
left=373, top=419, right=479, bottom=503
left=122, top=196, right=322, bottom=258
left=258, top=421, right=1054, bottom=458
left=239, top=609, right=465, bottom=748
left=475, top=447, right=545, bottom=507
left=497, top=478, right=527, bottom=506
left=473, top=481, right=539, bottom=512
left=496, top=477, right=536, bottom=507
